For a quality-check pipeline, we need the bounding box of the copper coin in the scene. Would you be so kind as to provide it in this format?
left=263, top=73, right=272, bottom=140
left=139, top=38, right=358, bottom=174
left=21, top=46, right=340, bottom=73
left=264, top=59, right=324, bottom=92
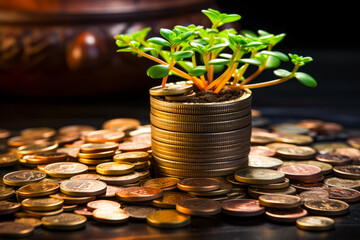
left=117, top=141, right=152, bottom=152
left=291, top=182, right=330, bottom=193
left=328, top=187, right=360, bottom=203
left=44, top=162, right=88, bottom=178
left=63, top=204, right=78, bottom=212
left=176, top=198, right=222, bottom=216
left=100, top=171, right=149, bottom=185
left=316, top=153, right=352, bottom=166
left=87, top=200, right=121, bottom=211
left=299, top=190, right=329, bottom=202
left=265, top=207, right=308, bottom=223
left=3, top=170, right=46, bottom=186
left=70, top=173, right=101, bottom=180
left=0, top=153, right=19, bottom=167
left=58, top=125, right=96, bottom=137
left=221, top=199, right=265, bottom=217
left=152, top=191, right=196, bottom=208
left=0, top=185, right=15, bottom=200
left=270, top=123, right=309, bottom=135
left=275, top=146, right=316, bottom=160
left=319, top=122, right=343, bottom=134
left=250, top=132, right=276, bottom=145
left=17, top=182, right=60, bottom=198
left=113, top=151, right=150, bottom=163
left=0, top=221, right=34, bottom=238
left=74, top=207, right=93, bottom=218
left=248, top=155, right=283, bottom=169
left=259, top=194, right=302, bottom=209
left=334, top=148, right=360, bottom=163
left=296, top=216, right=335, bottom=231
left=295, top=119, right=324, bottom=131
left=177, top=178, right=221, bottom=192
left=116, top=187, right=163, bottom=202
left=249, top=146, right=276, bottom=157
left=85, top=130, right=125, bottom=143
left=80, top=142, right=119, bottom=153
left=146, top=209, right=191, bottom=228
left=41, top=213, right=87, bottom=230
left=20, top=127, right=56, bottom=139
left=50, top=193, right=96, bottom=204
left=324, top=177, right=360, bottom=190
left=333, top=165, right=360, bottom=179
left=304, top=199, right=349, bottom=216
left=0, top=200, right=21, bottom=215
left=102, top=118, right=141, bottom=132
left=249, top=178, right=290, bottom=190
left=265, top=142, right=297, bottom=151
left=21, top=197, right=64, bottom=211
left=277, top=164, right=323, bottom=181
left=123, top=205, right=160, bottom=220
left=347, top=136, right=360, bottom=149
left=141, top=177, right=179, bottom=190
left=248, top=186, right=297, bottom=199
left=97, top=185, right=123, bottom=199
left=14, top=217, right=42, bottom=228
left=60, top=179, right=107, bottom=196
left=0, top=128, right=11, bottom=139
left=274, top=132, right=313, bottom=145
left=92, top=207, right=130, bottom=224
left=34, top=152, right=67, bottom=162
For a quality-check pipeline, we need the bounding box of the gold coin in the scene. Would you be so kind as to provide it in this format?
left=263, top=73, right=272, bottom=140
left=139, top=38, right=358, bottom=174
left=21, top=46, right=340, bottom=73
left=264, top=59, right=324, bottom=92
left=3, top=170, right=46, bottom=186
left=177, top=178, right=221, bottom=192
left=249, top=178, right=290, bottom=190
left=333, top=165, right=360, bottom=179
left=0, top=185, right=15, bottom=200
left=116, top=187, right=163, bottom=202
left=141, top=177, right=179, bottom=190
left=16, top=142, right=58, bottom=157
left=80, top=142, right=119, bottom=153
left=78, top=158, right=112, bottom=165
left=248, top=155, right=283, bottom=169
left=78, top=150, right=115, bottom=159
left=70, top=173, right=101, bottom=180
left=17, top=182, right=59, bottom=198
left=49, top=193, right=96, bottom=205
left=21, top=197, right=64, bottom=211
left=60, top=179, right=107, bottom=196
left=92, top=207, right=130, bottom=224
left=96, top=162, right=135, bottom=176
left=324, top=177, right=360, bottom=190
left=24, top=208, right=64, bottom=218
left=234, top=167, right=285, bottom=185
left=274, top=132, right=313, bottom=145
left=347, top=137, right=360, bottom=149
left=0, top=221, right=34, bottom=238
left=312, top=142, right=349, bottom=154
left=265, top=142, right=297, bottom=151
left=152, top=191, right=196, bottom=208
left=149, top=84, right=193, bottom=96
left=102, top=118, right=141, bottom=132
left=270, top=123, right=309, bottom=135
left=14, top=218, right=42, bottom=228
left=0, top=200, right=21, bottom=215
left=44, top=162, right=88, bottom=178
left=99, top=170, right=150, bottom=185
left=248, top=186, right=297, bottom=199
left=85, top=130, right=125, bottom=143
left=176, top=198, right=222, bottom=216
left=146, top=209, right=191, bottom=228
left=113, top=151, right=149, bottom=163
left=296, top=216, right=335, bottom=231
left=0, top=153, right=19, bottom=167
left=58, top=125, right=96, bottom=137
left=123, top=205, right=160, bottom=220
left=20, top=127, right=56, bottom=139
left=41, top=213, right=87, bottom=230
left=299, top=190, right=330, bottom=202
left=258, top=194, right=302, bottom=209
left=304, top=199, right=349, bottom=216
left=275, top=146, right=316, bottom=160
left=86, top=200, right=121, bottom=211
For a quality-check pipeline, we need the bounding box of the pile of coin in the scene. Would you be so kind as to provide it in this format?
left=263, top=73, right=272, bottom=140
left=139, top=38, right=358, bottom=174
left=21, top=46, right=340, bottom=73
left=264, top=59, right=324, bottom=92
left=149, top=83, right=252, bottom=178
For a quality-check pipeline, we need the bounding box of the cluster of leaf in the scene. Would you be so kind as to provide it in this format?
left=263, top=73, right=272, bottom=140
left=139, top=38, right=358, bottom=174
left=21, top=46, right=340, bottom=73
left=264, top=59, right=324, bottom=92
left=114, top=8, right=316, bottom=92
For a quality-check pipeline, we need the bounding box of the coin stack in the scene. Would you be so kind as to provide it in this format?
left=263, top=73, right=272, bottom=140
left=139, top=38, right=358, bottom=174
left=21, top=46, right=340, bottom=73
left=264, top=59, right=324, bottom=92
left=149, top=83, right=252, bottom=178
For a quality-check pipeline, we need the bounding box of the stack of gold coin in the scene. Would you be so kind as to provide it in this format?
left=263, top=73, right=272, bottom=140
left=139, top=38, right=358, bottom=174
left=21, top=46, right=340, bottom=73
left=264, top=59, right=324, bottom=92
left=150, top=86, right=252, bottom=178
left=78, top=142, right=118, bottom=167
left=16, top=142, right=59, bottom=158
left=113, top=151, right=151, bottom=171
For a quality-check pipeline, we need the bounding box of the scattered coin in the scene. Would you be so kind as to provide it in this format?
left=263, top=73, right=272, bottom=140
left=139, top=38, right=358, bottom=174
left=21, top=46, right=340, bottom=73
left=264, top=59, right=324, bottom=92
left=277, top=164, right=323, bottom=182
left=316, top=153, right=353, bottom=166
left=15, top=217, right=42, bottom=228
left=265, top=142, right=297, bottom=151
left=41, top=213, right=87, bottom=230
left=3, top=170, right=46, bottom=186
left=265, top=207, right=308, bottom=223
left=249, top=146, right=276, bottom=157
left=103, top=118, right=141, bottom=132
left=85, top=130, right=125, bottom=143
left=295, top=119, right=324, bottom=131
left=21, top=197, right=64, bottom=211
left=93, top=207, right=130, bottom=224
left=97, top=185, right=123, bottom=199
left=291, top=182, right=330, bottom=193
left=0, top=221, right=34, bottom=238
left=0, top=200, right=21, bottom=215
left=20, top=127, right=56, bottom=139
left=17, top=182, right=59, bottom=198
left=333, top=165, right=360, bottom=179
left=49, top=193, right=96, bottom=205
left=304, top=199, right=349, bottom=216
left=96, top=162, right=135, bottom=176
left=44, top=162, right=88, bottom=178
left=0, top=153, right=19, bottom=167
left=177, top=178, right=221, bottom=192
left=275, top=146, right=316, bottom=160
left=248, top=186, right=297, bottom=199
left=282, top=160, right=333, bottom=175
left=250, top=132, right=276, bottom=145
left=149, top=84, right=193, bottom=96
left=176, top=198, right=222, bottom=216
left=113, top=151, right=149, bottom=163
left=141, top=177, right=179, bottom=190
left=296, top=216, right=335, bottom=231
left=312, top=142, right=349, bottom=154
left=259, top=194, right=302, bottom=209
left=249, top=178, right=290, bottom=190
left=146, top=209, right=191, bottom=228
left=123, top=205, right=160, bottom=220
left=60, top=179, right=107, bottom=196
left=270, top=123, right=310, bottom=135
left=99, top=171, right=150, bottom=185
left=116, top=187, right=163, bottom=202
left=334, top=148, right=360, bottom=164
left=248, top=155, right=283, bottom=169
left=0, top=185, right=15, bottom=200
left=78, top=150, right=115, bottom=159
left=221, top=199, right=265, bottom=217
left=275, top=132, right=313, bottom=145
left=347, top=136, right=360, bottom=149
left=324, top=177, right=360, bottom=190
left=16, top=142, right=58, bottom=157
left=117, top=141, right=152, bottom=152
left=58, top=125, right=96, bottom=137
left=328, top=187, right=360, bottom=203
left=74, top=207, right=93, bottom=218
left=80, top=142, right=119, bottom=153
left=86, top=199, right=121, bottom=211
left=152, top=191, right=196, bottom=208
left=70, top=173, right=101, bottom=180
left=299, top=190, right=329, bottom=202
left=235, top=168, right=285, bottom=185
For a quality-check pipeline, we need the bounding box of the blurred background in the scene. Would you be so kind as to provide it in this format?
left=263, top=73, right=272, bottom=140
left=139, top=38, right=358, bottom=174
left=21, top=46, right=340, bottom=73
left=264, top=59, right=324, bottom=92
left=0, top=0, right=359, bottom=130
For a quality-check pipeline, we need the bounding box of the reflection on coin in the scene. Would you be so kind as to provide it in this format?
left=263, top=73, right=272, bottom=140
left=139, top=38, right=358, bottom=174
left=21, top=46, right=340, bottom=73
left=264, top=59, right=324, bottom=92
left=277, top=164, right=323, bottom=182
left=18, top=182, right=59, bottom=198
left=141, top=177, right=179, bottom=190
left=80, top=142, right=119, bottom=153
left=0, top=185, right=15, bottom=200
left=250, top=132, right=276, bottom=145
left=0, top=153, right=19, bottom=167
left=49, top=193, right=96, bottom=205
left=296, top=216, right=335, bottom=231
left=235, top=168, right=285, bottom=185
left=324, top=177, right=360, bottom=190
left=291, top=182, right=330, bottom=193
left=86, top=200, right=120, bottom=211
left=176, top=198, right=222, bottom=216
left=221, top=199, right=265, bottom=217
left=299, top=190, right=329, bottom=202
left=270, top=123, right=309, bottom=135
left=259, top=194, right=302, bottom=209
left=15, top=218, right=42, bottom=228
left=177, top=178, right=221, bottom=192
left=248, top=186, right=297, bottom=199
left=275, top=132, right=313, bottom=145
left=114, top=151, right=149, bottom=163
left=85, top=130, right=125, bottom=143
left=102, top=118, right=141, bottom=132
left=333, top=165, right=360, bottom=179
left=116, top=187, right=163, bottom=202
left=58, top=125, right=96, bottom=137
left=282, top=160, right=332, bottom=175
left=60, top=179, right=107, bottom=196
left=265, top=207, right=308, bottom=223
left=44, top=162, right=88, bottom=178
left=149, top=84, right=193, bottom=96
left=248, top=155, right=283, bottom=169
left=147, top=209, right=191, bottom=228
left=70, top=173, right=101, bottom=180
left=100, top=171, right=150, bottom=185
left=334, top=148, right=360, bottom=163
left=304, top=199, right=349, bottom=216
left=152, top=191, right=196, bottom=208
left=96, top=162, right=135, bottom=176
left=328, top=187, right=360, bottom=203
left=17, top=142, right=58, bottom=157
left=3, top=170, right=46, bottom=186
left=276, top=146, right=316, bottom=160
left=0, top=200, right=21, bottom=215
left=93, top=207, right=130, bottom=224
left=249, top=146, right=276, bottom=157
left=347, top=137, right=360, bottom=149
left=123, top=205, right=160, bottom=220
left=41, top=213, right=87, bottom=230
left=0, top=221, right=34, bottom=238
left=21, top=197, right=64, bottom=211
left=78, top=150, right=115, bottom=159
left=249, top=178, right=290, bottom=190
left=316, top=153, right=352, bottom=166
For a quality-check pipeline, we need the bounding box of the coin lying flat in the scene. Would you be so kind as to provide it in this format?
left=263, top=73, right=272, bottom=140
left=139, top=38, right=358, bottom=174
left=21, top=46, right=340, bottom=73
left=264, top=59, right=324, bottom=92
left=299, top=190, right=329, bottom=202
left=96, top=162, right=135, bottom=176
left=0, top=200, right=21, bottom=215
left=265, top=207, right=308, bottom=223
left=97, top=185, right=123, bottom=199
left=21, top=197, right=64, bottom=211
left=99, top=171, right=150, bottom=185
left=282, top=160, right=333, bottom=175
left=93, top=207, right=130, bottom=224
left=17, top=182, right=60, bottom=198
left=177, top=178, right=221, bottom=192
left=0, top=185, right=15, bottom=200
left=274, top=132, right=313, bottom=145
left=248, top=186, right=297, bottom=199
left=80, top=142, right=119, bottom=153
left=249, top=146, right=276, bottom=157
left=234, top=168, right=285, bottom=185
left=328, top=187, right=360, bottom=203
left=249, top=178, right=290, bottom=190
left=291, top=182, right=330, bottom=193
left=334, top=148, right=360, bottom=164
left=58, top=125, right=96, bottom=137
left=0, top=221, right=34, bottom=238
left=296, top=216, right=335, bottom=231
left=44, top=162, right=88, bottom=178
left=0, top=153, right=19, bottom=167
left=3, top=170, right=46, bottom=186
left=250, top=132, right=276, bottom=145
left=275, top=146, right=316, bottom=160
left=270, top=123, right=309, bottom=135
left=176, top=198, right=222, bottom=216
left=123, top=205, right=160, bottom=220
left=78, top=150, right=115, bottom=159
left=304, top=199, right=349, bottom=216
left=21, top=127, right=56, bottom=139
left=333, top=165, right=360, bottom=179
left=259, top=194, right=302, bottom=209
left=324, top=177, right=360, bottom=190
left=277, top=164, right=323, bottom=182
left=102, top=118, right=141, bottom=131
left=70, top=173, right=101, bottom=180
left=17, top=142, right=58, bottom=157
left=113, top=151, right=149, bottom=163
left=221, top=199, right=265, bottom=217
left=86, top=200, right=121, bottom=211
left=248, top=155, right=283, bottom=169
left=41, top=213, right=87, bottom=230
left=49, top=193, right=96, bottom=205
left=15, top=218, right=42, bottom=228
left=149, top=84, right=193, bottom=96
left=60, top=179, right=107, bottom=196
left=85, top=130, right=125, bottom=143
left=141, top=177, right=179, bottom=191
left=316, top=153, right=353, bottom=166
left=116, top=187, right=163, bottom=202
left=146, top=209, right=191, bottom=228
left=152, top=191, right=196, bottom=208
left=186, top=177, right=233, bottom=197
left=347, top=136, right=360, bottom=149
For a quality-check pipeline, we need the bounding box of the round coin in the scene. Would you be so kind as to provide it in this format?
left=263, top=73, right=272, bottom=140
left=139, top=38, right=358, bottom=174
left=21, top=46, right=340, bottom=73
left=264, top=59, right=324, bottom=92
left=176, top=198, right=222, bottom=216
left=17, top=142, right=58, bottom=157
left=21, top=197, right=64, bottom=211
left=328, top=187, right=360, bottom=203
left=282, top=160, right=333, bottom=175
left=141, top=177, right=179, bottom=191
left=77, top=150, right=115, bottom=159
left=80, top=142, right=119, bottom=153
left=116, top=187, right=163, bottom=202
left=58, top=125, right=96, bottom=137
left=275, top=132, right=313, bottom=145
left=324, top=177, right=360, bottom=190
left=265, top=207, right=308, bottom=223
left=147, top=209, right=191, bottom=228
left=316, top=153, right=353, bottom=166
left=60, top=179, right=107, bottom=196
left=277, top=164, right=323, bottom=181
left=0, top=200, right=21, bottom=215
left=0, top=153, right=19, bottom=167
left=333, top=165, right=360, bottom=179
left=117, top=141, right=152, bottom=152
left=0, top=185, right=15, bottom=200
left=270, top=123, right=309, bottom=135
left=92, top=207, right=130, bottom=224
left=248, top=186, right=297, bottom=199
left=177, top=178, right=221, bottom=192
left=99, top=171, right=149, bottom=185
left=21, top=127, right=56, bottom=139
left=149, top=84, right=193, bottom=96
left=299, top=190, right=329, bottom=202
left=70, top=173, right=101, bottom=180
left=250, top=132, right=276, bottom=145
left=85, top=130, right=125, bottom=143
left=15, top=218, right=42, bottom=228
left=259, top=194, right=302, bottom=209
left=152, top=191, right=196, bottom=208
left=123, top=205, right=160, bottom=220
left=248, top=155, right=283, bottom=169
left=276, top=146, right=316, bottom=160
left=18, top=182, right=59, bottom=198
left=41, top=213, right=87, bottom=230
left=304, top=199, right=349, bottom=216
left=347, top=137, right=360, bottom=149
left=0, top=221, right=34, bottom=238
left=96, top=162, right=135, bottom=176
left=234, top=167, right=285, bottom=185
left=49, top=193, right=96, bottom=205
left=113, top=151, right=149, bottom=163
left=296, top=216, right=335, bottom=231
left=3, top=170, right=46, bottom=186
left=44, top=162, right=88, bottom=178
left=291, top=182, right=330, bottom=193
left=87, top=200, right=121, bottom=211
left=334, top=148, right=360, bottom=164
left=102, top=118, right=141, bottom=132
left=249, top=146, right=276, bottom=157
left=221, top=199, right=265, bottom=217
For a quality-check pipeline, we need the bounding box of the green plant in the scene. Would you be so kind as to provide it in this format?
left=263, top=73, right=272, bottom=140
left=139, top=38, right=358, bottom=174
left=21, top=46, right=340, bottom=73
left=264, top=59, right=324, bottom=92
left=114, top=8, right=317, bottom=93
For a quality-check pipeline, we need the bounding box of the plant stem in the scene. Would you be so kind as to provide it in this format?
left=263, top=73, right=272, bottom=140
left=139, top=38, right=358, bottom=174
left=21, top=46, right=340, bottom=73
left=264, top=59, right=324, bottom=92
left=231, top=63, right=249, bottom=86
left=213, top=63, right=238, bottom=93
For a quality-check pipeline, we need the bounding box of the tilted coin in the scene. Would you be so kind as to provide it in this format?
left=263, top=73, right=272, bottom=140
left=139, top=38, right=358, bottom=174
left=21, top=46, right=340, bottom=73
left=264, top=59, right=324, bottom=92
left=62, top=204, right=78, bottom=212
left=102, top=118, right=141, bottom=132
left=97, top=185, right=123, bottom=199
left=85, top=130, right=125, bottom=143
left=3, top=170, right=46, bottom=186
left=295, top=119, right=324, bottom=131
left=0, top=221, right=34, bottom=238
left=44, top=162, right=88, bottom=178
left=334, top=148, right=360, bottom=164
left=249, top=178, right=290, bottom=190
left=259, top=194, right=302, bottom=209
left=248, top=155, right=283, bottom=169
left=146, top=209, right=191, bottom=228
left=265, top=207, right=308, bottom=223
left=80, top=142, right=119, bottom=153
left=176, top=198, right=222, bottom=216
left=141, top=177, right=179, bottom=190
left=123, top=205, right=160, bottom=220
left=60, top=179, right=107, bottom=196
left=250, top=132, right=276, bottom=145
left=78, top=158, right=112, bottom=165
left=0, top=200, right=21, bottom=215
left=70, top=173, right=101, bottom=180
left=100, top=170, right=150, bottom=185
left=116, top=187, right=163, bottom=202
left=15, top=218, right=42, bottom=228
left=248, top=186, right=297, bottom=199
left=282, top=160, right=333, bottom=175
left=333, top=165, right=360, bottom=179
left=226, top=175, right=248, bottom=187
left=177, top=178, right=221, bottom=192
left=299, top=190, right=329, bottom=202
left=152, top=191, right=196, bottom=208
left=234, top=167, right=285, bottom=185
left=296, top=216, right=335, bottom=231
left=347, top=136, right=360, bottom=149
left=0, top=153, right=19, bottom=167
left=0, top=184, right=15, bottom=200
left=16, top=142, right=58, bottom=157
left=149, top=84, right=193, bottom=96
left=41, top=213, right=87, bottom=230
left=74, top=207, right=93, bottom=218
left=277, top=164, right=323, bottom=181
left=7, top=136, right=48, bottom=148
left=58, top=125, right=96, bottom=137
left=25, top=208, right=63, bottom=218
left=270, top=123, right=309, bottom=135
left=21, top=127, right=56, bottom=139
left=291, top=182, right=330, bottom=193
left=324, top=177, right=360, bottom=190
left=328, top=187, right=360, bottom=203
left=113, top=151, right=149, bottom=163
left=315, top=153, right=352, bottom=166
left=274, top=132, right=313, bottom=145
left=304, top=199, right=349, bottom=216
left=249, top=146, right=276, bottom=157
left=86, top=200, right=121, bottom=211
left=50, top=192, right=96, bottom=205
left=93, top=207, right=130, bottom=224
left=221, top=199, right=265, bottom=217
left=21, top=197, right=64, bottom=211
left=18, top=182, right=59, bottom=198
left=265, top=142, right=297, bottom=151
left=33, top=152, right=67, bottom=164
left=96, top=162, right=135, bottom=176
left=275, top=146, right=316, bottom=160
left=77, top=150, right=115, bottom=159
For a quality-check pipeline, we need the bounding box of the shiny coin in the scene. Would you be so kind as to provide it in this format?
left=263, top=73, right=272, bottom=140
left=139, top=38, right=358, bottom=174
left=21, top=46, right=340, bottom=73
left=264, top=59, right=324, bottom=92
left=0, top=153, right=19, bottom=167
left=93, top=207, right=130, bottom=224
left=347, top=136, right=360, bottom=149
left=333, top=165, right=360, bottom=179
left=60, top=179, right=107, bottom=196
left=276, top=146, right=316, bottom=159
left=113, top=151, right=149, bottom=163
left=18, top=182, right=59, bottom=198
left=186, top=177, right=232, bottom=197
left=141, top=177, right=179, bottom=191
left=70, top=173, right=101, bottom=180
left=304, top=199, right=349, bottom=216
left=235, top=168, right=285, bottom=185
left=248, top=186, right=297, bottom=199
left=334, top=148, right=360, bottom=164
left=80, top=142, right=119, bottom=153
left=14, top=218, right=42, bottom=228
left=21, top=127, right=56, bottom=139
left=0, top=128, right=10, bottom=139
left=74, top=207, right=93, bottom=218
left=146, top=209, right=191, bottom=228
left=291, top=182, right=330, bottom=193
left=296, top=216, right=335, bottom=231
left=123, top=205, right=160, bottom=220
left=265, top=142, right=297, bottom=151
left=96, top=162, right=135, bottom=176
left=176, top=198, right=222, bottom=216
left=0, top=185, right=15, bottom=200
left=221, top=199, right=265, bottom=217
left=282, top=160, right=333, bottom=175
left=78, top=158, right=112, bottom=165
left=177, top=178, right=221, bottom=192
left=116, top=187, right=163, bottom=202
left=24, top=208, right=63, bottom=217
left=328, top=187, right=360, bottom=203
left=21, top=197, right=64, bottom=211
left=299, top=190, right=329, bottom=201
left=248, top=155, right=283, bottom=169
left=85, top=130, right=125, bottom=143
left=152, top=191, right=196, bottom=208
left=274, top=132, right=313, bottom=145
left=226, top=175, right=248, bottom=187
left=295, top=119, right=324, bottom=131
left=17, top=142, right=58, bottom=157
left=102, top=118, right=141, bottom=132
left=117, top=141, right=152, bottom=152
left=97, top=185, right=123, bottom=199
left=250, top=132, right=276, bottom=145
left=100, top=170, right=150, bottom=185
left=50, top=192, right=96, bottom=204
left=249, top=178, right=290, bottom=190
left=86, top=200, right=121, bottom=211
left=44, top=162, right=88, bottom=178
left=62, top=204, right=78, bottom=212
left=324, top=177, right=360, bottom=190
left=149, top=84, right=193, bottom=96
left=77, top=150, right=115, bottom=159
left=318, top=122, right=343, bottom=134
left=0, top=221, right=34, bottom=238
left=3, top=170, right=46, bottom=186
left=33, top=152, right=67, bottom=163
left=249, top=146, right=276, bottom=157
left=41, top=213, right=87, bottom=230
left=265, top=207, right=308, bottom=223
left=315, top=153, right=352, bottom=166
left=0, top=200, right=21, bottom=215
left=312, top=142, right=349, bottom=154
left=259, top=194, right=302, bottom=209
left=270, top=123, right=309, bottom=135
left=58, top=125, right=96, bottom=137
left=277, top=164, right=323, bottom=182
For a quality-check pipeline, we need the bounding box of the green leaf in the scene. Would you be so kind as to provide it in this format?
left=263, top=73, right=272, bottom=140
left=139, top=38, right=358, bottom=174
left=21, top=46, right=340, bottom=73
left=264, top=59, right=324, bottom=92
left=146, top=65, right=169, bottom=78
left=208, top=58, right=230, bottom=65
left=274, top=69, right=292, bottom=78
left=189, top=66, right=207, bottom=76
left=160, top=28, right=173, bottom=41
left=237, top=58, right=262, bottom=65
left=116, top=48, right=133, bottom=52
left=202, top=9, right=220, bottom=25
left=221, top=14, right=241, bottom=24
left=295, top=72, right=317, bottom=87
left=260, top=50, right=289, bottom=61
left=219, top=53, right=233, bottom=59
left=170, top=51, right=194, bottom=60
left=265, top=56, right=281, bottom=69
left=147, top=37, right=171, bottom=47
left=208, top=43, right=229, bottom=51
